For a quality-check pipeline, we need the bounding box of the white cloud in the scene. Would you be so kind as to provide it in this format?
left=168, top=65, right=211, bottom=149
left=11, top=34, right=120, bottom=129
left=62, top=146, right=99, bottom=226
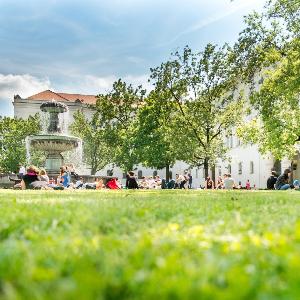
left=0, top=74, right=51, bottom=116
left=0, top=73, right=153, bottom=117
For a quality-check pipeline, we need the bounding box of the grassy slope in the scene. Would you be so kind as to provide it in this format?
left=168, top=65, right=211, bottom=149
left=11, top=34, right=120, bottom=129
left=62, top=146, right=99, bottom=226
left=0, top=190, right=300, bottom=300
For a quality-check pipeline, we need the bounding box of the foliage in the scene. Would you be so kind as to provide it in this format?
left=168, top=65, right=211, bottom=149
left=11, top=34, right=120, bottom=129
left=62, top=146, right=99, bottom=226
left=1, top=190, right=300, bottom=299
left=95, top=79, right=146, bottom=171
left=150, top=44, right=244, bottom=177
left=135, top=90, right=184, bottom=180
left=235, top=0, right=300, bottom=159
left=70, top=110, right=111, bottom=175
left=0, top=115, right=40, bottom=173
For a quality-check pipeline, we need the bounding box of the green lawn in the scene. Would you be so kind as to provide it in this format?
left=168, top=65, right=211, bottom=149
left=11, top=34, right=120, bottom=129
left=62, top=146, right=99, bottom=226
left=1, top=190, right=300, bottom=300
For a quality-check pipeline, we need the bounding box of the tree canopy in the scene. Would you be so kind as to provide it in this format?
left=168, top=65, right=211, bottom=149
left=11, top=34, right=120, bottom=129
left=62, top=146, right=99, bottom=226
left=70, top=110, right=111, bottom=175
left=0, top=115, right=40, bottom=173
left=150, top=44, right=244, bottom=177
left=95, top=79, right=146, bottom=171
left=236, top=0, right=300, bottom=159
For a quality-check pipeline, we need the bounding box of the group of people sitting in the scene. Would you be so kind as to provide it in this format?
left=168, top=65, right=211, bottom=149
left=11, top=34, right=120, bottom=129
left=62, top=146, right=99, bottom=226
left=267, top=169, right=300, bottom=190
left=14, top=164, right=300, bottom=191
left=202, top=174, right=251, bottom=190
left=16, top=165, right=108, bottom=190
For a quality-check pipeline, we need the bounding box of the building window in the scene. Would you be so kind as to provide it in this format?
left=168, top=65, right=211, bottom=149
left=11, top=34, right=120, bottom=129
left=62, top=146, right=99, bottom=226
left=138, top=170, right=143, bottom=179
left=107, top=169, right=113, bottom=176
left=227, top=164, right=231, bottom=174
left=196, top=168, right=198, bottom=179
left=153, top=170, right=158, bottom=177
left=122, top=173, right=127, bottom=179
left=202, top=168, right=206, bottom=178
left=236, top=138, right=241, bottom=147
left=250, top=161, right=254, bottom=174
left=218, top=166, right=222, bottom=176
left=238, top=162, right=242, bottom=175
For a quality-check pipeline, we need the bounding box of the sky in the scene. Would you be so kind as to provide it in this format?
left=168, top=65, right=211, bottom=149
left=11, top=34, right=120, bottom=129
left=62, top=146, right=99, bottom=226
left=0, top=0, right=265, bottom=116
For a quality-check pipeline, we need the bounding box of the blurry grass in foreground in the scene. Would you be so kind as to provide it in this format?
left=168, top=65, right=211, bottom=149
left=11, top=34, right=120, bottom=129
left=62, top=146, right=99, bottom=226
left=0, top=190, right=300, bottom=299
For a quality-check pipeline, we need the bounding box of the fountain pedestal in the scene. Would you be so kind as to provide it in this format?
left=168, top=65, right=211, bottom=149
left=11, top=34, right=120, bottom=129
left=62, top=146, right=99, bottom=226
left=45, top=153, right=63, bottom=174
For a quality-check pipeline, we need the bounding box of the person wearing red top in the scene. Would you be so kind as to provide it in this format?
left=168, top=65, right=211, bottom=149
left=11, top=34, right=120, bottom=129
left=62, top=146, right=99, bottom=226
left=246, top=179, right=251, bottom=190
left=106, top=178, right=121, bottom=190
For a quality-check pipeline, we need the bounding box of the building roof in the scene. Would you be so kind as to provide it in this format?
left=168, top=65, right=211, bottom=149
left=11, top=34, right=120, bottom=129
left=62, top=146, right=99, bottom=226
left=26, top=90, right=97, bottom=104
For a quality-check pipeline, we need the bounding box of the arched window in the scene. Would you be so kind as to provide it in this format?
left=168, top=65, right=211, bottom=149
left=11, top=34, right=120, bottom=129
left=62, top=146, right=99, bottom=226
left=138, top=170, right=143, bottom=179
left=153, top=170, right=158, bottom=177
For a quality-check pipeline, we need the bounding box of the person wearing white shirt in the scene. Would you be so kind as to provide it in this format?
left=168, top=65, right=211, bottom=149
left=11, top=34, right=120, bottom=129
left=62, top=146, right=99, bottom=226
left=18, top=165, right=26, bottom=179
left=223, top=174, right=235, bottom=189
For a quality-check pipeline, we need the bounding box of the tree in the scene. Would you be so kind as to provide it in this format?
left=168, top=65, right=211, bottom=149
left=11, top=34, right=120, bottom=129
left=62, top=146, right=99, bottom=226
left=135, top=90, right=184, bottom=181
left=235, top=0, right=300, bottom=159
left=70, top=110, right=111, bottom=175
left=95, top=79, right=146, bottom=171
left=0, top=115, right=40, bottom=173
left=150, top=44, right=244, bottom=177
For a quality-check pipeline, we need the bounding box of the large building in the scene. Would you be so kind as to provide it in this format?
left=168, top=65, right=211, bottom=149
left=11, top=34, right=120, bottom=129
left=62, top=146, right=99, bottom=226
left=13, top=90, right=296, bottom=188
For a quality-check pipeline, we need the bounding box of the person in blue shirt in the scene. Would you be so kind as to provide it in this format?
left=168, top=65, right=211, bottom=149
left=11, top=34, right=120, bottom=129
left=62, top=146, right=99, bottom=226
left=61, top=168, right=70, bottom=188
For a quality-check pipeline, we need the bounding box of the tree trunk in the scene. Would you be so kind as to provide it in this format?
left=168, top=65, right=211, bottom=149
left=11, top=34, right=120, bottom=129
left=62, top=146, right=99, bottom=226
left=166, top=164, right=170, bottom=182
left=91, top=167, right=96, bottom=175
left=204, top=158, right=209, bottom=179
left=212, top=165, right=216, bottom=184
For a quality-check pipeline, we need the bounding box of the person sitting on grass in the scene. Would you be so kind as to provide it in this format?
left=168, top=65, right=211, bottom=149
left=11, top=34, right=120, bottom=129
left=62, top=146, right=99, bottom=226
left=139, top=177, right=150, bottom=189
left=96, top=178, right=105, bottom=190
left=107, top=178, right=121, bottom=189
left=215, top=176, right=224, bottom=189
left=205, top=176, right=214, bottom=189
left=39, top=169, right=49, bottom=183
left=126, top=171, right=139, bottom=189
left=267, top=171, right=278, bottom=190
left=223, top=173, right=235, bottom=190
left=30, top=168, right=52, bottom=190
left=155, top=175, right=162, bottom=188
left=246, top=179, right=251, bottom=190
left=60, top=167, right=70, bottom=188
left=75, top=177, right=84, bottom=189
left=21, top=166, right=40, bottom=189
left=275, top=169, right=291, bottom=190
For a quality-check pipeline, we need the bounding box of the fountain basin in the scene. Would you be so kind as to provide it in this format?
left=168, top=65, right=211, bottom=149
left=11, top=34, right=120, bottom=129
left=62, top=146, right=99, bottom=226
left=28, top=135, right=81, bottom=153
left=40, top=101, right=68, bottom=113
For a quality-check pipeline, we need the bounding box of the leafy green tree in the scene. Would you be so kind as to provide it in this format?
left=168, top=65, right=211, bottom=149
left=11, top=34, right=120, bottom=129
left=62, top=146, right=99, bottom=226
left=95, top=79, right=146, bottom=171
left=70, top=110, right=111, bottom=175
left=135, top=90, right=184, bottom=181
left=150, top=44, right=244, bottom=177
left=235, top=0, right=300, bottom=159
left=0, top=115, right=40, bottom=173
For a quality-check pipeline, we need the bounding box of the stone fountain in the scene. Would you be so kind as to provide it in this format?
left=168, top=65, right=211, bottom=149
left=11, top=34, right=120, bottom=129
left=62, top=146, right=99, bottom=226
left=27, top=100, right=81, bottom=174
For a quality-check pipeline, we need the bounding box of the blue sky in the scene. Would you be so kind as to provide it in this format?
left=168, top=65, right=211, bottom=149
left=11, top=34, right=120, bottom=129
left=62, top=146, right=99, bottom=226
left=0, top=0, right=265, bottom=116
